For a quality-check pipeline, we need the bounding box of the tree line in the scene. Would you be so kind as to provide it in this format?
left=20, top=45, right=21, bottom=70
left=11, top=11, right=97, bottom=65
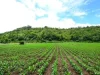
left=0, top=25, right=100, bottom=43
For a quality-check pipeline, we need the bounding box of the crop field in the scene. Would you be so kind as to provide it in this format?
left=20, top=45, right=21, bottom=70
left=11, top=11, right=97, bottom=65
left=0, top=42, right=100, bottom=75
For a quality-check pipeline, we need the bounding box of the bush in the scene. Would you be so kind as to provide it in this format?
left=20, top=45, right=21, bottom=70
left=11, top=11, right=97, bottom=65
left=19, top=41, right=24, bottom=45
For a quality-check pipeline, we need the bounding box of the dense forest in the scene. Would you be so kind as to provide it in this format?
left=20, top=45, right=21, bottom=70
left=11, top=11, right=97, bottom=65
left=0, top=26, right=100, bottom=43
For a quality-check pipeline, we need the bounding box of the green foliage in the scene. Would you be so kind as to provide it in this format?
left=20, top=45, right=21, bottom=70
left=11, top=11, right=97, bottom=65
left=0, top=26, right=100, bottom=43
left=52, top=59, right=58, bottom=75
left=19, top=41, right=24, bottom=45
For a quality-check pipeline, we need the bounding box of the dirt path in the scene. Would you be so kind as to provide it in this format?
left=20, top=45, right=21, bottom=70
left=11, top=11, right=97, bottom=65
left=58, top=56, right=63, bottom=75
left=62, top=47, right=90, bottom=75
left=56, top=45, right=63, bottom=75
left=65, top=57, right=78, bottom=75
left=58, top=57, right=63, bottom=75
left=68, top=53, right=90, bottom=75
left=61, top=50, right=78, bottom=75
left=44, top=55, right=55, bottom=75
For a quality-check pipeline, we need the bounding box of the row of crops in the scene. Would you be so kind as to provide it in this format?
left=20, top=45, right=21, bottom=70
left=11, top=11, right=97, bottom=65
left=0, top=42, right=100, bottom=75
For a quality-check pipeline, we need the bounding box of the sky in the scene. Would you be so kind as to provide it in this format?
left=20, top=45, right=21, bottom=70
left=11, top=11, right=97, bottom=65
left=0, top=0, right=100, bottom=33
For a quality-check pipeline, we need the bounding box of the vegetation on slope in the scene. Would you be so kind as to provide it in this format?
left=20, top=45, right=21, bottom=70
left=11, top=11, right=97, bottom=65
left=0, top=26, right=100, bottom=43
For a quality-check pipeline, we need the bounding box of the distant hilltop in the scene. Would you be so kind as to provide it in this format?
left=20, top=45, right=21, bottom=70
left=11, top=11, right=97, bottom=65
left=0, top=26, right=100, bottom=43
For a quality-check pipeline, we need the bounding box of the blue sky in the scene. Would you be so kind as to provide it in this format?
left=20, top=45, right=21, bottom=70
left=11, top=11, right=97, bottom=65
left=0, top=0, right=100, bottom=33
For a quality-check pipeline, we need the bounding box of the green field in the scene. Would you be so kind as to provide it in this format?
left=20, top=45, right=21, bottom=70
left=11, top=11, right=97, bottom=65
left=0, top=42, right=100, bottom=75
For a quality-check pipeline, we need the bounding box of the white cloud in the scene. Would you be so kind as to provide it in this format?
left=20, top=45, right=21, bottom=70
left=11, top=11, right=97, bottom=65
left=34, top=17, right=92, bottom=28
left=61, top=0, right=88, bottom=16
left=0, top=0, right=35, bottom=33
left=35, top=0, right=65, bottom=12
left=35, top=8, right=47, bottom=16
left=73, top=11, right=87, bottom=16
left=0, top=0, right=94, bottom=33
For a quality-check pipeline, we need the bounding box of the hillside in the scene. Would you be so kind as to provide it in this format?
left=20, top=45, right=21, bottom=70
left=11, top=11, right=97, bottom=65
left=0, top=26, right=100, bottom=43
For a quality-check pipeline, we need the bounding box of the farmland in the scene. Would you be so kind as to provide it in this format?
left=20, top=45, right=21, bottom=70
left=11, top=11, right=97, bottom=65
left=0, top=42, right=100, bottom=75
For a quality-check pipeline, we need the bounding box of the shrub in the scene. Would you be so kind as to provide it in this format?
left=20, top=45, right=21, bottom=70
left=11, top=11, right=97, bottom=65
left=19, top=41, right=24, bottom=45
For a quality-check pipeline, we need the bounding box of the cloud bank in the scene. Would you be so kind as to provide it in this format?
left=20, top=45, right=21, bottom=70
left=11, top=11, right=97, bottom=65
left=0, top=0, right=99, bottom=33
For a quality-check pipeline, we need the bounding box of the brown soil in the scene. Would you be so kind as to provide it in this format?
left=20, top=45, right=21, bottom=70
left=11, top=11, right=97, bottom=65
left=44, top=56, right=55, bottom=75
left=59, top=46, right=79, bottom=75
left=65, top=57, right=78, bottom=75
left=58, top=57, right=63, bottom=75
left=44, top=47, right=57, bottom=75
left=57, top=47, right=63, bottom=75
left=68, top=53, right=90, bottom=75
left=11, top=71, right=19, bottom=75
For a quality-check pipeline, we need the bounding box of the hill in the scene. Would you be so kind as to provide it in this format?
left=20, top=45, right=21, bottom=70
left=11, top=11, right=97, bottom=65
left=0, top=26, right=100, bottom=43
